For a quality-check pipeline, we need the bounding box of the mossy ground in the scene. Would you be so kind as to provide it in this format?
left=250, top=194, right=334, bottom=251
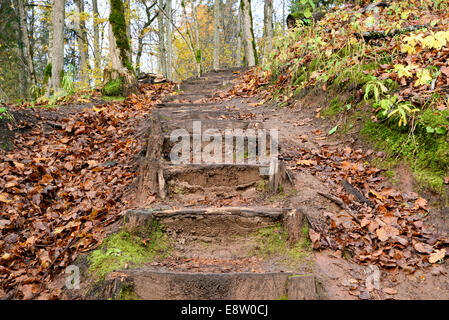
left=99, top=95, right=126, bottom=102
left=88, top=221, right=171, bottom=280
left=304, top=57, right=448, bottom=196
left=362, top=118, right=449, bottom=193
left=250, top=223, right=311, bottom=267
left=320, top=92, right=448, bottom=195
left=102, top=78, right=123, bottom=97
left=118, top=283, right=140, bottom=300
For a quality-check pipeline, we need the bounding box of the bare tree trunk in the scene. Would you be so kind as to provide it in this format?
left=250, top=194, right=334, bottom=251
left=157, top=0, right=167, bottom=77
left=136, top=2, right=158, bottom=74
left=136, top=29, right=144, bottom=74
left=107, top=0, right=138, bottom=96
left=240, top=0, right=257, bottom=67
left=165, top=0, right=172, bottom=80
left=18, top=0, right=36, bottom=89
left=92, top=0, right=101, bottom=85
left=213, top=0, right=221, bottom=70
left=75, top=0, right=89, bottom=87
left=45, top=17, right=53, bottom=97
left=124, top=0, right=132, bottom=56
left=51, top=0, right=65, bottom=94
left=236, top=3, right=242, bottom=67
left=192, top=1, right=201, bottom=76
left=262, top=0, right=273, bottom=64
left=282, top=0, right=285, bottom=31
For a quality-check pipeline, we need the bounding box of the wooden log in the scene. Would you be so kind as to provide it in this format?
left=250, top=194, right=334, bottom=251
left=151, top=206, right=289, bottom=219
left=356, top=23, right=433, bottom=41
left=136, top=111, right=164, bottom=201
left=286, top=11, right=325, bottom=29
left=342, top=180, right=375, bottom=208
left=359, top=1, right=390, bottom=14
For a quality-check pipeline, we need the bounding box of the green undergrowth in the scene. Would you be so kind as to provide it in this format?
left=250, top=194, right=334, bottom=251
left=362, top=117, right=449, bottom=194
left=102, top=78, right=123, bottom=97
left=265, top=20, right=449, bottom=197
left=250, top=223, right=311, bottom=266
left=256, top=180, right=298, bottom=202
left=320, top=93, right=449, bottom=194
left=98, top=95, right=126, bottom=102
left=88, top=220, right=171, bottom=280
left=118, top=283, right=140, bottom=300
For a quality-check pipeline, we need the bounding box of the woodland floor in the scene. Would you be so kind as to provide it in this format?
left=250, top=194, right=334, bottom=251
left=1, top=68, right=449, bottom=300
left=227, top=74, right=449, bottom=299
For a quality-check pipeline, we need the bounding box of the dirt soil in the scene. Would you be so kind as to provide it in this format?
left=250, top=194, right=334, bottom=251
left=223, top=76, right=449, bottom=300
left=3, top=69, right=448, bottom=300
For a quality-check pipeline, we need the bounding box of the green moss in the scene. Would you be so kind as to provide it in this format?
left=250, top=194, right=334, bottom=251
left=332, top=65, right=375, bottom=91
left=99, top=95, right=125, bottom=102
left=88, top=221, right=171, bottom=280
left=278, top=293, right=289, bottom=300
left=361, top=118, right=449, bottom=192
left=109, top=0, right=133, bottom=72
left=250, top=224, right=311, bottom=265
left=256, top=180, right=270, bottom=193
left=419, top=108, right=449, bottom=132
left=321, top=96, right=346, bottom=118
left=118, top=283, right=140, bottom=300
left=43, top=64, right=52, bottom=83
left=102, top=78, right=123, bottom=96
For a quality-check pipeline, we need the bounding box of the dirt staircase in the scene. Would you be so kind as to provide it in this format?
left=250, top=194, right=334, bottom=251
left=92, top=69, right=317, bottom=300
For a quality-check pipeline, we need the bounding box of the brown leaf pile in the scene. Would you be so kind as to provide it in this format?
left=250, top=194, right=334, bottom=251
left=290, top=145, right=449, bottom=272
left=0, top=83, right=174, bottom=299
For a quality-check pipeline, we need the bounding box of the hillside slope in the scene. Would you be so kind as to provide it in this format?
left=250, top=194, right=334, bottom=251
left=256, top=0, right=449, bottom=194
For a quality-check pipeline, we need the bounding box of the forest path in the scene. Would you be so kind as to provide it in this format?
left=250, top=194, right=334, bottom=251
left=59, top=68, right=449, bottom=300
left=78, top=68, right=320, bottom=300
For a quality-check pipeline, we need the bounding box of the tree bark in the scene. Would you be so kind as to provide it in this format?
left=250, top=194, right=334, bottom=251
left=192, top=1, right=201, bottom=76
left=50, top=0, right=65, bottom=94
left=75, top=0, right=89, bottom=87
left=18, top=0, right=36, bottom=89
left=213, top=0, right=221, bottom=70
left=236, top=4, right=242, bottom=67
left=108, top=0, right=138, bottom=96
left=262, top=0, right=273, bottom=64
left=240, top=0, right=257, bottom=67
left=136, top=2, right=158, bottom=74
left=157, top=0, right=167, bottom=77
left=45, top=13, right=53, bottom=97
left=92, top=0, right=101, bottom=86
left=165, top=0, right=172, bottom=80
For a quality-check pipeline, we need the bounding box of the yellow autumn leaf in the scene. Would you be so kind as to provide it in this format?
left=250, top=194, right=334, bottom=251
left=53, top=226, right=65, bottom=234
left=429, top=249, right=446, bottom=264
left=414, top=69, right=432, bottom=87
left=93, top=106, right=106, bottom=112
left=434, top=31, right=449, bottom=44
left=422, top=35, right=445, bottom=50
left=403, top=34, right=423, bottom=47
left=0, top=193, right=12, bottom=203
left=394, top=64, right=412, bottom=78
left=401, top=44, right=416, bottom=55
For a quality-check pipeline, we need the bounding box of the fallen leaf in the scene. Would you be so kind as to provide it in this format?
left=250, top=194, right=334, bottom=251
left=309, top=229, right=321, bottom=249
left=376, top=225, right=399, bottom=242
left=383, top=288, right=397, bottom=295
left=414, top=197, right=428, bottom=209
left=414, top=242, right=433, bottom=254
left=429, top=249, right=446, bottom=263
left=0, top=193, right=12, bottom=203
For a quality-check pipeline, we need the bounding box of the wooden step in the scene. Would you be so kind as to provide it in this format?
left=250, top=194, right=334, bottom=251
left=96, top=270, right=317, bottom=300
